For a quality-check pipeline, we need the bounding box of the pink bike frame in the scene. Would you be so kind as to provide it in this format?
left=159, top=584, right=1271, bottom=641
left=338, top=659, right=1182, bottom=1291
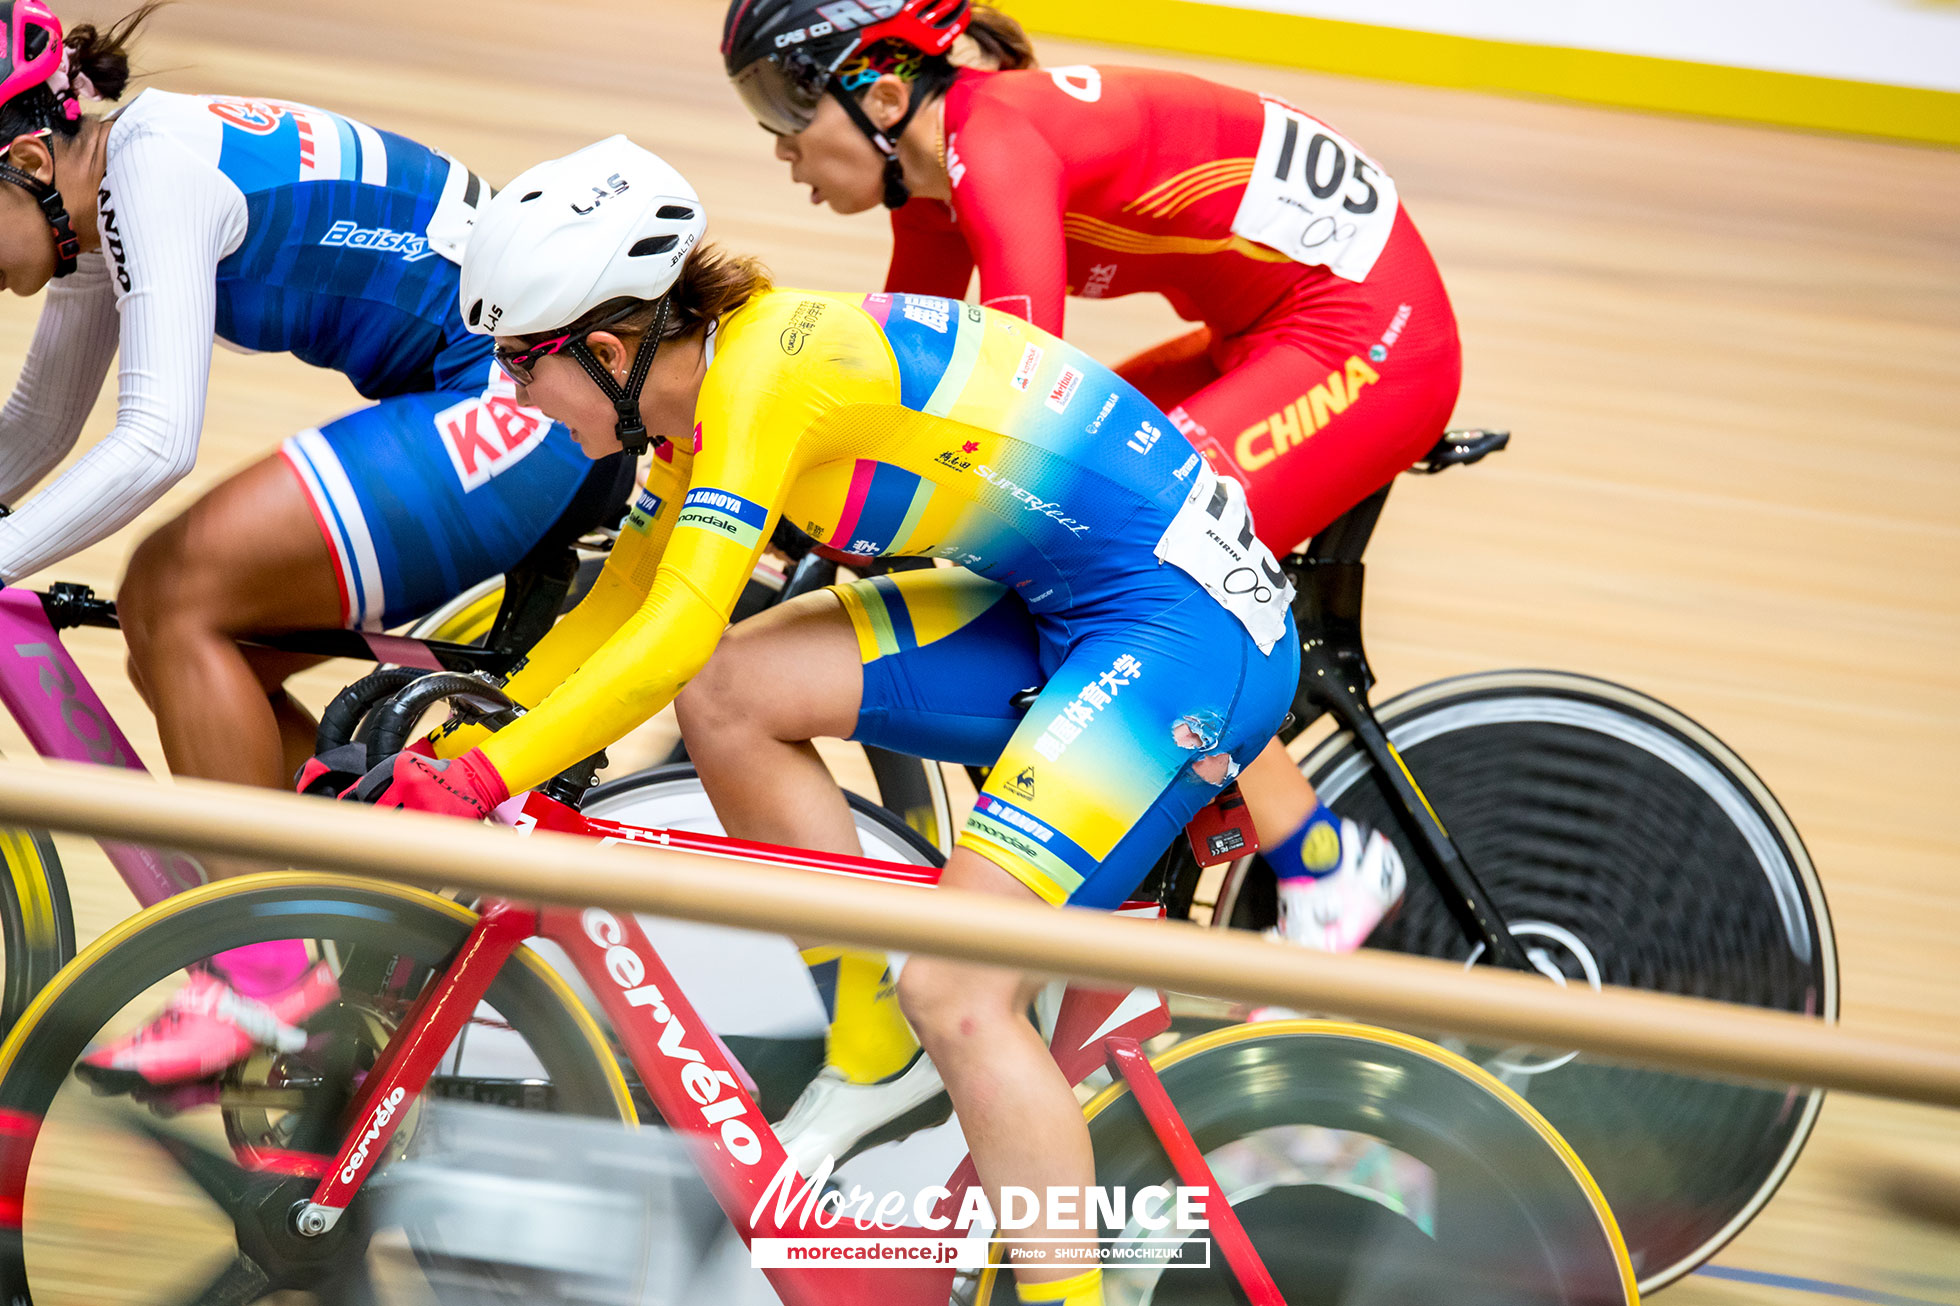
left=0, top=590, right=201, bottom=905
left=292, top=789, right=1284, bottom=1306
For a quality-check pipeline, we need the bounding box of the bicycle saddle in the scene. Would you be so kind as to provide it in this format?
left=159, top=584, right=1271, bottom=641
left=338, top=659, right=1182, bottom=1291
left=1410, top=428, right=1510, bottom=474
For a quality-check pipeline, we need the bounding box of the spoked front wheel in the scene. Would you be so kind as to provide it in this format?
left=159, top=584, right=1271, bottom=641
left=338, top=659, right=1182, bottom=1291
left=0, top=824, right=73, bottom=1041
left=973, top=1021, right=1636, bottom=1306
left=0, top=873, right=633, bottom=1304
left=1224, top=669, right=1835, bottom=1293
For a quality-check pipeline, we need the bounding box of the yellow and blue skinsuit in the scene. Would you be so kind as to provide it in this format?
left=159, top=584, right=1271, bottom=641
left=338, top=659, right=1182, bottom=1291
left=468, top=288, right=1298, bottom=909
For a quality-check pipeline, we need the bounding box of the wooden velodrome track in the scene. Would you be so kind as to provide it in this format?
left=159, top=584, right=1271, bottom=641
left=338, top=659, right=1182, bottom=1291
left=0, top=0, right=1955, bottom=1300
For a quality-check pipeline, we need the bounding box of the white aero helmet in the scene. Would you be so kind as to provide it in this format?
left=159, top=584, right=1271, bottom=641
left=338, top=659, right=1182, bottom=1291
left=461, top=135, right=708, bottom=453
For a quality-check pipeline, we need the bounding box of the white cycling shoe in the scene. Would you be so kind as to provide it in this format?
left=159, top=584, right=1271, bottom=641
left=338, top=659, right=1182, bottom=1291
left=1272, top=818, right=1407, bottom=954
left=776, top=1052, right=946, bottom=1179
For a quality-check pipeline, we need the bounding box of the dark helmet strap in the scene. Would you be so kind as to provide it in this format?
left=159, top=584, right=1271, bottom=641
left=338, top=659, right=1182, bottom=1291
left=827, top=79, right=919, bottom=210
left=0, top=143, right=80, bottom=278
left=564, top=295, right=674, bottom=457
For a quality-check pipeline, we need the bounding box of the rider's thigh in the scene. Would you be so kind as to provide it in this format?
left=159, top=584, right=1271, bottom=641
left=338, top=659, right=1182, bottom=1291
left=1176, top=332, right=1460, bottom=554
left=119, top=453, right=344, bottom=656
left=959, top=580, right=1299, bottom=911
left=1172, top=216, right=1463, bottom=553
left=835, top=567, right=1044, bottom=768
left=674, top=586, right=865, bottom=746
left=1113, top=326, right=1220, bottom=411
left=278, top=378, right=598, bottom=630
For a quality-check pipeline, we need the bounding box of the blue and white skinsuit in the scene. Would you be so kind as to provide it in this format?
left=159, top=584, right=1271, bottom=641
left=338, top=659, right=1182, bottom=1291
left=0, top=89, right=610, bottom=623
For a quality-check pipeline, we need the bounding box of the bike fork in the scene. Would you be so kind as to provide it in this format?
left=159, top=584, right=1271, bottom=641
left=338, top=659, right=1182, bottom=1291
left=1105, top=1037, right=1284, bottom=1305
left=1298, top=640, right=1532, bottom=971
left=294, top=900, right=538, bottom=1235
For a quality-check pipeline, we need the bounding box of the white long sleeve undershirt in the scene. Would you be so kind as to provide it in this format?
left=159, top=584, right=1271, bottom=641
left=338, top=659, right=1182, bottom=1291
left=0, top=112, right=245, bottom=584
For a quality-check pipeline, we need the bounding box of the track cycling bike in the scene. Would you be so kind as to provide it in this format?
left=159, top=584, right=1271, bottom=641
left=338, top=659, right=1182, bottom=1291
left=837, top=427, right=1828, bottom=1295
left=0, top=723, right=1638, bottom=1305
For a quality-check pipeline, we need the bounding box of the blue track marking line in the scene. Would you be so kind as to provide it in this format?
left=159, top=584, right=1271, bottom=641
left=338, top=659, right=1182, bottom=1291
left=1698, top=1265, right=1960, bottom=1306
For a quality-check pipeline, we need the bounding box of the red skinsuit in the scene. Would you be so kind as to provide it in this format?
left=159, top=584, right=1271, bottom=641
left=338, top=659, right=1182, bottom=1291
left=887, top=64, right=1462, bottom=552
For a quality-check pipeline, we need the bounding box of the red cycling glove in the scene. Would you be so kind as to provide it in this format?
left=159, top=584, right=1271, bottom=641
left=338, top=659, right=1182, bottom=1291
left=369, top=747, right=511, bottom=820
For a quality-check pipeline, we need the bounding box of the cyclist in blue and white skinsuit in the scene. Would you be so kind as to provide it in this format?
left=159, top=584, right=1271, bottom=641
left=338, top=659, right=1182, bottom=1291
left=0, top=5, right=621, bottom=1071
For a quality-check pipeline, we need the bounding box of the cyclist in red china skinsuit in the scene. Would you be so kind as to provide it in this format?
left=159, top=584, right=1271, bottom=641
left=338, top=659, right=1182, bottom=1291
left=726, top=0, right=1456, bottom=1215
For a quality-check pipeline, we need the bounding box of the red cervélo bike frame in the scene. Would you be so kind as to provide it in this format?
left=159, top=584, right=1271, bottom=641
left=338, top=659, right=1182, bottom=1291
left=291, top=789, right=1280, bottom=1306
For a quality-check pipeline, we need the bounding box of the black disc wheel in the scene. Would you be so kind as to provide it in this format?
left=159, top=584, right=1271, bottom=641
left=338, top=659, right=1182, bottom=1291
left=1223, top=670, right=1835, bottom=1293
left=0, top=873, right=633, bottom=1304
left=971, top=1021, right=1635, bottom=1306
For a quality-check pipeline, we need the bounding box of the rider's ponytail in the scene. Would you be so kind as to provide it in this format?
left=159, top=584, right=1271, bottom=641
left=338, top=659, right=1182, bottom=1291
left=963, top=6, right=1036, bottom=71
left=0, top=2, right=158, bottom=146
left=660, top=241, right=773, bottom=341
left=63, top=2, right=162, bottom=104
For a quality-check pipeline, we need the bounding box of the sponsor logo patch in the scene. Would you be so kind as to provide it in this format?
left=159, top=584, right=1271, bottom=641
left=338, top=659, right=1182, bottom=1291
left=626, top=486, right=665, bottom=531
left=320, top=219, right=438, bottom=262
left=780, top=298, right=827, bottom=354
left=97, top=188, right=129, bottom=291
left=1045, top=366, right=1082, bottom=415
left=570, top=172, right=629, bottom=216
left=1011, top=343, right=1043, bottom=392
left=436, top=393, right=551, bottom=491
left=678, top=487, right=768, bottom=550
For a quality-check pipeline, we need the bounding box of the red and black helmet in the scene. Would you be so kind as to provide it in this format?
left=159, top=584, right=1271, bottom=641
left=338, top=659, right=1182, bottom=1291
left=723, top=0, right=970, bottom=208
left=0, top=0, right=81, bottom=276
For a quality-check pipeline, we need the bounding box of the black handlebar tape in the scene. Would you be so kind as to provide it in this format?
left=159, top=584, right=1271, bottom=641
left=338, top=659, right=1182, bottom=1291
left=316, top=667, right=428, bottom=755
left=364, top=673, right=522, bottom=770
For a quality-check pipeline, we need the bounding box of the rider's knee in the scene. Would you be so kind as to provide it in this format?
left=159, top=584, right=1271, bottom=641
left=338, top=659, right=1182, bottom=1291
left=675, top=623, right=781, bottom=746
left=123, top=652, right=155, bottom=709
left=119, top=522, right=197, bottom=658
left=897, top=957, right=1015, bottom=1056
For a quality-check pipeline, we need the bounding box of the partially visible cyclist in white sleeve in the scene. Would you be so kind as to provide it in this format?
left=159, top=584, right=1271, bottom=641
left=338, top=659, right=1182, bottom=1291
left=0, top=1, right=631, bottom=1089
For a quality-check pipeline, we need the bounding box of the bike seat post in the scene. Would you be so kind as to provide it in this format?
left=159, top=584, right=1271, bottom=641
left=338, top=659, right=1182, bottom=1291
left=1288, top=485, right=1533, bottom=970
left=1286, top=484, right=1390, bottom=730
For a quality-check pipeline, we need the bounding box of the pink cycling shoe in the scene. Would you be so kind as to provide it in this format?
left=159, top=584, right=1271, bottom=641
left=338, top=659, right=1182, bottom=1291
left=75, top=961, right=340, bottom=1094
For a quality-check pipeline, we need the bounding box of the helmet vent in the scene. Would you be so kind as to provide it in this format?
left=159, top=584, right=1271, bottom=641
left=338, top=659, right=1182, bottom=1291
left=629, top=235, right=678, bottom=257
left=23, top=25, right=49, bottom=60
left=520, top=190, right=544, bottom=202
left=656, top=205, right=695, bottom=221
left=467, top=299, right=483, bottom=327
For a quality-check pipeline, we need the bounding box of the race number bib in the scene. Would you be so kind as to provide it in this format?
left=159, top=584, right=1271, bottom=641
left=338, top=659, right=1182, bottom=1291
left=1231, top=99, right=1399, bottom=283
left=1155, top=464, right=1295, bottom=654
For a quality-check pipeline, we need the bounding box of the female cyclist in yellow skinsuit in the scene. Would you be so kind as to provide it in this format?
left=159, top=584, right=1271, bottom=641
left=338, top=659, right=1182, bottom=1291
left=376, top=136, right=1297, bottom=1306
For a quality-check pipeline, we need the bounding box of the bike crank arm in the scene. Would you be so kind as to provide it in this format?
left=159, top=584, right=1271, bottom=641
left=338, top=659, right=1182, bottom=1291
left=1299, top=642, right=1532, bottom=971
